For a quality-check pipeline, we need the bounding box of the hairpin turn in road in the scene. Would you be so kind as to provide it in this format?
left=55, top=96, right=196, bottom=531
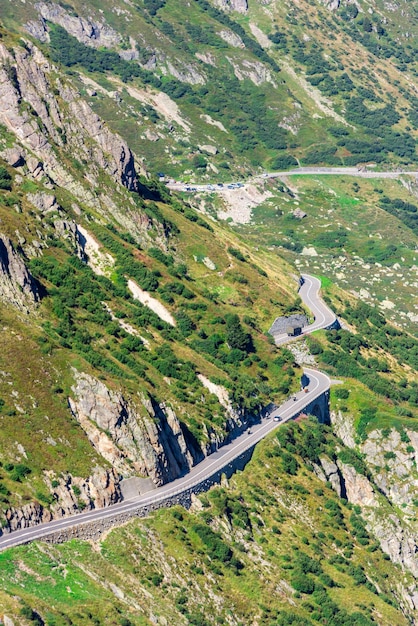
left=0, top=275, right=334, bottom=551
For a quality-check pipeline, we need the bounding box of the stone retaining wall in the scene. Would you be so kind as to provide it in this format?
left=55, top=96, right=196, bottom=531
left=41, top=448, right=255, bottom=544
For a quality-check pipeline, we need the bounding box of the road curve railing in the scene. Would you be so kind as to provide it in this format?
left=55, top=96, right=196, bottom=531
left=0, top=277, right=333, bottom=551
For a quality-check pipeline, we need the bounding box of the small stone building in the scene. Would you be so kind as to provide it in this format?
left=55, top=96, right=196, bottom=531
left=268, top=314, right=308, bottom=338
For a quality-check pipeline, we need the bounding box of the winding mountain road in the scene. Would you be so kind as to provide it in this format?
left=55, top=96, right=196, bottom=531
left=274, top=274, right=337, bottom=345
left=167, top=166, right=418, bottom=193
left=0, top=275, right=333, bottom=551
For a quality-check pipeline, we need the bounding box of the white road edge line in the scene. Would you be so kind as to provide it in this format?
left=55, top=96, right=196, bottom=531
left=0, top=276, right=333, bottom=550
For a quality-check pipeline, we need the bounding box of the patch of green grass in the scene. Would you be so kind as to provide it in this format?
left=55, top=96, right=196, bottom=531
left=318, top=275, right=333, bottom=289
left=0, top=422, right=412, bottom=625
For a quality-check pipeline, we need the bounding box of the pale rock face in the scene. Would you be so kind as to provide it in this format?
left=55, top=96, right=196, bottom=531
left=68, top=99, right=138, bottom=190
left=369, top=513, right=418, bottom=578
left=360, top=429, right=418, bottom=510
left=215, top=0, right=249, bottom=13
left=54, top=219, right=84, bottom=259
left=407, top=430, right=418, bottom=468
left=337, top=461, right=378, bottom=507
left=0, top=467, right=121, bottom=534
left=318, top=455, right=342, bottom=496
left=326, top=415, right=418, bottom=578
left=219, top=30, right=245, bottom=48
left=48, top=467, right=121, bottom=514
left=228, top=58, right=275, bottom=86
left=322, top=0, right=340, bottom=9
left=165, top=60, right=205, bottom=85
left=2, top=146, right=25, bottom=167
left=0, top=41, right=138, bottom=196
left=27, top=192, right=60, bottom=215
left=195, top=52, right=217, bottom=66
left=330, top=409, right=356, bottom=448
left=34, top=2, right=122, bottom=48
left=69, top=370, right=201, bottom=485
left=198, top=144, right=218, bottom=156
left=0, top=235, right=39, bottom=312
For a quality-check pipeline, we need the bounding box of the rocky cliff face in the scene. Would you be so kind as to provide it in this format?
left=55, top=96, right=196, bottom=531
left=0, top=40, right=138, bottom=195
left=31, top=2, right=123, bottom=48
left=320, top=410, right=418, bottom=581
left=0, top=467, right=120, bottom=535
left=0, top=234, right=39, bottom=312
left=216, top=0, right=249, bottom=13
left=69, top=370, right=202, bottom=485
left=0, top=38, right=171, bottom=245
left=25, top=2, right=205, bottom=86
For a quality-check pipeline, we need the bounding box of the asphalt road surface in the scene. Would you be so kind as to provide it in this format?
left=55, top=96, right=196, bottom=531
left=0, top=275, right=333, bottom=551
left=274, top=274, right=337, bottom=346
left=166, top=167, right=418, bottom=193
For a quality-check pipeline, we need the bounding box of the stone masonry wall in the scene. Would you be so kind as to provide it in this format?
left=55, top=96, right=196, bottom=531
left=40, top=448, right=255, bottom=545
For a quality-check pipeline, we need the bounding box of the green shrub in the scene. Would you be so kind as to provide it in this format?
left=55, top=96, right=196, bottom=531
left=227, top=247, right=246, bottom=262
left=334, top=387, right=349, bottom=399
left=337, top=449, right=368, bottom=475
left=8, top=464, right=31, bottom=482
left=192, top=523, right=233, bottom=563
left=291, top=572, right=315, bottom=594
left=0, top=165, right=12, bottom=190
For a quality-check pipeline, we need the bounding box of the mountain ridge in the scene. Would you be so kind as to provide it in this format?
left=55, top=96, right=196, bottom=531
left=0, top=1, right=417, bottom=623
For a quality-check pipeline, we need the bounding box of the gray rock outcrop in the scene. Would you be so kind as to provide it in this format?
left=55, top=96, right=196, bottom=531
left=32, top=2, right=122, bottom=48
left=318, top=455, right=342, bottom=496
left=0, top=40, right=138, bottom=196
left=216, top=0, right=249, bottom=13
left=0, top=234, right=39, bottom=312
left=69, top=371, right=201, bottom=485
left=219, top=29, right=245, bottom=48
left=2, top=146, right=25, bottom=167
left=324, top=413, right=418, bottom=578
left=228, top=58, right=276, bottom=86
left=330, top=409, right=357, bottom=448
left=27, top=192, right=60, bottom=215
left=1, top=467, right=120, bottom=534
left=337, top=460, right=377, bottom=507
left=321, top=0, right=340, bottom=9
left=27, top=3, right=205, bottom=85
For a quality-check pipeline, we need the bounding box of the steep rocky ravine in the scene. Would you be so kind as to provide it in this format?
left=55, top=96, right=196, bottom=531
left=0, top=36, right=271, bottom=533
left=0, top=12, right=417, bottom=608
left=316, top=409, right=418, bottom=585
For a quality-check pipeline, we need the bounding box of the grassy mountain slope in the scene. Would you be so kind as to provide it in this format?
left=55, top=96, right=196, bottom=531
left=1, top=420, right=416, bottom=625
left=0, top=30, right=304, bottom=516
left=227, top=173, right=418, bottom=330
left=0, top=2, right=417, bottom=624
left=2, top=0, right=418, bottom=178
left=2, top=0, right=418, bottom=329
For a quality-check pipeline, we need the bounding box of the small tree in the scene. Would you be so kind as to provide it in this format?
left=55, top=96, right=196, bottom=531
left=193, top=155, right=207, bottom=170
left=291, top=572, right=315, bottom=594
left=0, top=166, right=12, bottom=191
left=225, top=314, right=253, bottom=353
